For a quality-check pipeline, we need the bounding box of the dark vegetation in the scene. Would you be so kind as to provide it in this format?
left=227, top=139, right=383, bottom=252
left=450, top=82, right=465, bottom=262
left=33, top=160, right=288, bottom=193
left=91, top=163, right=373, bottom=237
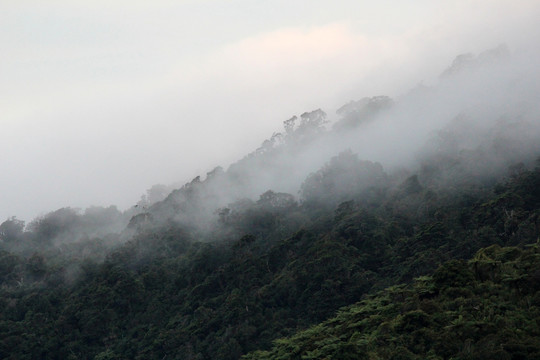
left=1, top=150, right=538, bottom=359
left=1, top=52, right=539, bottom=359
left=244, top=242, right=540, bottom=359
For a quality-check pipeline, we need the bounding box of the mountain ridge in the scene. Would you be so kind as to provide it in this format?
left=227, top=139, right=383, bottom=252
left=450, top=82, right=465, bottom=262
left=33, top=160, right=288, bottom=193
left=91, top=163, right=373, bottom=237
left=0, top=46, right=539, bottom=359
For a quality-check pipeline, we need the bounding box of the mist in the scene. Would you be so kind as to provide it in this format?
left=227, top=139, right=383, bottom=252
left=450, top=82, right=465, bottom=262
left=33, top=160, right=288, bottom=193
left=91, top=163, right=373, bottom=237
left=117, top=43, right=536, bottom=240
left=3, top=5, right=540, bottom=358
left=1, top=1, right=540, bottom=225
left=3, top=40, right=535, bottom=265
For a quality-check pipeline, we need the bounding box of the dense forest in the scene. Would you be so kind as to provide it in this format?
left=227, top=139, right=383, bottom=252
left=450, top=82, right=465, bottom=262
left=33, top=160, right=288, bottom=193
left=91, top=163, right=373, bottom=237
left=244, top=242, right=540, bottom=359
left=1, top=48, right=539, bottom=359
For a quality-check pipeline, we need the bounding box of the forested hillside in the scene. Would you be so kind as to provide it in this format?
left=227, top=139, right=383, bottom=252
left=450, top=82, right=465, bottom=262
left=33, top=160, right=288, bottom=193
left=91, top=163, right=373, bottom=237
left=244, top=242, right=540, bottom=359
left=0, top=49, right=539, bottom=359
left=1, top=154, right=539, bottom=359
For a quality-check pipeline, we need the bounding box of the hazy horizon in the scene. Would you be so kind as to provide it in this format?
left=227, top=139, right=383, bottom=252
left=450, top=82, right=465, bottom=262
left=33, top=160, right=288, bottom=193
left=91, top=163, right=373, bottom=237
left=2, top=1, right=540, bottom=222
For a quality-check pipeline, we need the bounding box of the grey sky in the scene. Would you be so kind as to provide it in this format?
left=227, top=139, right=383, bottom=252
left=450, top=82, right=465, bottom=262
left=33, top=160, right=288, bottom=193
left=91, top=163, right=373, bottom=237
left=1, top=1, right=539, bottom=221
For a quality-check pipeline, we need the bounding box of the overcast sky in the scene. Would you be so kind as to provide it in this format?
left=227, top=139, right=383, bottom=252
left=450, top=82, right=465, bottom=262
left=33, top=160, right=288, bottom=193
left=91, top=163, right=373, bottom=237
left=1, top=1, right=539, bottom=222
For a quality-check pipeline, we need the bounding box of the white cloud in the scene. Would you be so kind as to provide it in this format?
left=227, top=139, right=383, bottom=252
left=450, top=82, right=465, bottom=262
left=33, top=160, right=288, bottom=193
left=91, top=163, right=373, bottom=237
left=1, top=1, right=540, bottom=221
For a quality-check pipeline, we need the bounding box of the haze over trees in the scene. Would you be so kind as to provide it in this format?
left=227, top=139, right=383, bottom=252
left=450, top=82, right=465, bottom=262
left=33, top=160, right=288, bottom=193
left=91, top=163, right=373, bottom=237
left=0, top=46, right=540, bottom=359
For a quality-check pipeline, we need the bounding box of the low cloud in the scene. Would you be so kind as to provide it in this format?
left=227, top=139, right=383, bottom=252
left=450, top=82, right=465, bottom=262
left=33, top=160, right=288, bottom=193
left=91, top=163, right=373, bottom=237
left=1, top=2, right=540, bottom=222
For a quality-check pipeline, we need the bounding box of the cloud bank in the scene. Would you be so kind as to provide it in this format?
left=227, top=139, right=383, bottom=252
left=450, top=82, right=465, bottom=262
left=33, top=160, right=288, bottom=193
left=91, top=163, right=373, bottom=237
left=1, top=1, right=539, bottom=221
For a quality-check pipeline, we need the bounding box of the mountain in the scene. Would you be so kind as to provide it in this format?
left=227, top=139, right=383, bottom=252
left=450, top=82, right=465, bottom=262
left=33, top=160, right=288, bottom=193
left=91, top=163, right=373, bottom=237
left=0, top=46, right=539, bottom=359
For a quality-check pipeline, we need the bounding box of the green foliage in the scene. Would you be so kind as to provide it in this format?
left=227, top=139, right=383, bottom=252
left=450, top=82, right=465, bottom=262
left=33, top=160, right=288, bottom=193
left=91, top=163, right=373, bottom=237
left=243, top=244, right=540, bottom=359
left=0, top=155, right=539, bottom=359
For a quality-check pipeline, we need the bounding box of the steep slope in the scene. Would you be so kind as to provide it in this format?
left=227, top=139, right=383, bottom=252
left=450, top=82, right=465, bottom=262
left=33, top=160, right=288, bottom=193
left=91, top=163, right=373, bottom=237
left=0, top=156, right=538, bottom=359
left=0, top=47, right=539, bottom=359
left=243, top=242, right=540, bottom=360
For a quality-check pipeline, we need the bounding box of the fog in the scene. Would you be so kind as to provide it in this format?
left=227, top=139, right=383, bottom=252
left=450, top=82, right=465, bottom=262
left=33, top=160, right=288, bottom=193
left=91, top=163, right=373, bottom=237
left=136, top=43, right=538, bottom=229
left=1, top=1, right=540, bottom=223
